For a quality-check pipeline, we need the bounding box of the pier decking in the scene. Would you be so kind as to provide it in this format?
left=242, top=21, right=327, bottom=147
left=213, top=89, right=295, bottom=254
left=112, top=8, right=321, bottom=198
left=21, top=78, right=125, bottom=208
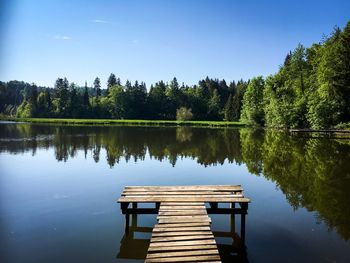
left=118, top=185, right=250, bottom=262
left=147, top=202, right=220, bottom=262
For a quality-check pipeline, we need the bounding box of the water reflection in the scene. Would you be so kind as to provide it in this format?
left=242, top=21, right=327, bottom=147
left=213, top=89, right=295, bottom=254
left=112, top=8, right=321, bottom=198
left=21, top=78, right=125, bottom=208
left=117, top=214, right=151, bottom=260
left=116, top=213, right=249, bottom=263
left=1, top=123, right=350, bottom=242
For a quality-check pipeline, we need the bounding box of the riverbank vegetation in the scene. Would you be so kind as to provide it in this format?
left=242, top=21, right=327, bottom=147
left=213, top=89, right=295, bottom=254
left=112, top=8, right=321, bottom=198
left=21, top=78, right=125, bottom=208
left=0, top=117, right=243, bottom=127
left=242, top=21, right=350, bottom=129
left=0, top=21, right=349, bottom=129
left=0, top=77, right=248, bottom=123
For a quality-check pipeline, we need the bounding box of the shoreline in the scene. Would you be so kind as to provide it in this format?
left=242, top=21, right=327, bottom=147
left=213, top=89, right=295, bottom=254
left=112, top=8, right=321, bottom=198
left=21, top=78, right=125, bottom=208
left=0, top=117, right=245, bottom=128
left=1, top=117, right=349, bottom=133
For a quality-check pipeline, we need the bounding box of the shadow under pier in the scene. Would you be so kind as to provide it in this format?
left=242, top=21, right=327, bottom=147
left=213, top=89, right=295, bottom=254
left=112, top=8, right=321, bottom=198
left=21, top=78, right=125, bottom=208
left=116, top=212, right=152, bottom=260
left=117, top=203, right=249, bottom=262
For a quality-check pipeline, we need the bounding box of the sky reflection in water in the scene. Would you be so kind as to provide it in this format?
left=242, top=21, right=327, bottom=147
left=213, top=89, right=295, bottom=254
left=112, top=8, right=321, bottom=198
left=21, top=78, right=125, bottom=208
left=0, top=123, right=349, bottom=263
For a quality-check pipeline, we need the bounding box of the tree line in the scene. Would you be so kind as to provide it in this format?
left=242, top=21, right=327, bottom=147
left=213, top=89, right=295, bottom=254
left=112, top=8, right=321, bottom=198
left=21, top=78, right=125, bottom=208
left=0, top=76, right=248, bottom=121
left=0, top=20, right=349, bottom=128
left=241, top=21, right=350, bottom=129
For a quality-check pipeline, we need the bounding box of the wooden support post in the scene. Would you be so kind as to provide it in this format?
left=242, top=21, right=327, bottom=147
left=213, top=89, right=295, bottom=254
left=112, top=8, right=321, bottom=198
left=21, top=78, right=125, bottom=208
left=209, top=202, right=218, bottom=209
left=121, top=202, right=130, bottom=213
left=240, top=202, right=248, bottom=245
left=131, top=202, right=138, bottom=229
left=131, top=214, right=138, bottom=228
left=241, top=213, right=246, bottom=244
left=125, top=213, right=130, bottom=233
left=155, top=202, right=160, bottom=210
left=230, top=202, right=235, bottom=234
left=132, top=215, right=138, bottom=228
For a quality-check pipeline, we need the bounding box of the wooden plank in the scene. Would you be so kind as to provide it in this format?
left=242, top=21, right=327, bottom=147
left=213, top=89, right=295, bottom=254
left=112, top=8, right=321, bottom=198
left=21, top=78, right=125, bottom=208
left=125, top=185, right=242, bottom=191
left=149, top=239, right=217, bottom=247
left=152, top=231, right=212, bottom=237
left=159, top=206, right=206, bottom=210
left=160, top=202, right=205, bottom=206
left=158, top=220, right=211, bottom=225
left=158, top=218, right=211, bottom=224
left=153, top=226, right=211, bottom=232
left=145, top=255, right=221, bottom=262
left=160, top=205, right=207, bottom=209
left=121, top=194, right=242, bottom=198
left=158, top=211, right=208, bottom=216
left=123, top=191, right=240, bottom=195
left=157, top=217, right=209, bottom=220
left=146, top=249, right=219, bottom=259
left=159, top=210, right=206, bottom=212
left=147, top=244, right=218, bottom=252
left=154, top=223, right=210, bottom=228
left=150, top=235, right=214, bottom=242
left=123, top=190, right=239, bottom=193
left=159, top=209, right=206, bottom=212
left=118, top=197, right=250, bottom=202
left=123, top=191, right=238, bottom=195
left=159, top=205, right=207, bottom=211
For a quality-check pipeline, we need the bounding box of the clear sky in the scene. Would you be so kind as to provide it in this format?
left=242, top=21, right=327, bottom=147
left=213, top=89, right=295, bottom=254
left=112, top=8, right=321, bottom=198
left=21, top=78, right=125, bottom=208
left=0, top=0, right=349, bottom=88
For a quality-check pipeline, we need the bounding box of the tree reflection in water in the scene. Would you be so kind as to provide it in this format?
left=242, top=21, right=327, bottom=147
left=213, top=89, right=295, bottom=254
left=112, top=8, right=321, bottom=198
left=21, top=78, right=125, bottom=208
left=1, top=123, right=349, bottom=240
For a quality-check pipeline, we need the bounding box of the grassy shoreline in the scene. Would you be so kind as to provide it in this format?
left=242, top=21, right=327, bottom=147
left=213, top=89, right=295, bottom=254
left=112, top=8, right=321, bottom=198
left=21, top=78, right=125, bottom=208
left=0, top=117, right=245, bottom=127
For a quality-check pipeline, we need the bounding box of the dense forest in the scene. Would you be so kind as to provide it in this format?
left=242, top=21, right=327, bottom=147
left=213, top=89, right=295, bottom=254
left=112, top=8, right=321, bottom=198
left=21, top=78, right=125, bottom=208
left=0, top=76, right=248, bottom=122
left=0, top=21, right=349, bottom=129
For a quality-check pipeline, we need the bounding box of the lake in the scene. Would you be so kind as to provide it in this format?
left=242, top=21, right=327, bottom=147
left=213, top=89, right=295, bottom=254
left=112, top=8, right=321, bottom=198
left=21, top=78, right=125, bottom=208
left=0, top=122, right=349, bottom=263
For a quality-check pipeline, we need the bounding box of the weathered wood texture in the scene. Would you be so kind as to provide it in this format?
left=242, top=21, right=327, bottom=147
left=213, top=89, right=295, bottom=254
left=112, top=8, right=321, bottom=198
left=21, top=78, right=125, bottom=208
left=146, top=202, right=221, bottom=263
left=118, top=185, right=249, bottom=204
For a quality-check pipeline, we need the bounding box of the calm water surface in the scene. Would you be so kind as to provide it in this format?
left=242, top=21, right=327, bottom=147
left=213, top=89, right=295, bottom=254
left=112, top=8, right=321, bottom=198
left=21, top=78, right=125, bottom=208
left=0, top=123, right=349, bottom=263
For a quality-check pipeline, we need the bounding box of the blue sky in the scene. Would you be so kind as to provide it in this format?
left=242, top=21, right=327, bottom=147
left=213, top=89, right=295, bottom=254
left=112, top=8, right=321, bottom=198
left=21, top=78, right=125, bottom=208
left=0, top=0, right=349, bottom=88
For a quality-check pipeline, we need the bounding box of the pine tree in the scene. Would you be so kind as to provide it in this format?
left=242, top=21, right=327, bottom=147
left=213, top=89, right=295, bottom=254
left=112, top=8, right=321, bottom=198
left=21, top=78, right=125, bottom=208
left=225, top=94, right=234, bottom=121
left=83, top=82, right=90, bottom=107
left=55, top=77, right=69, bottom=117
left=208, top=89, right=221, bottom=120
left=93, top=77, right=101, bottom=98
left=125, top=80, right=132, bottom=89
left=107, top=73, right=117, bottom=92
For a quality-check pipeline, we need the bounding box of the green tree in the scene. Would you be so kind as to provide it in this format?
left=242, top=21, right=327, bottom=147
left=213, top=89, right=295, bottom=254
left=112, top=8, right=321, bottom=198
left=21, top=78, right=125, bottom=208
left=105, top=84, right=125, bottom=118
left=83, top=82, right=90, bottom=107
left=107, top=73, right=117, bottom=92
left=68, top=83, right=81, bottom=117
left=264, top=45, right=309, bottom=128
left=36, top=90, right=52, bottom=117
left=176, top=107, right=193, bottom=121
left=16, top=83, right=38, bottom=117
left=148, top=81, right=168, bottom=119
left=232, top=80, right=247, bottom=121
left=123, top=80, right=147, bottom=119
left=241, top=76, right=265, bottom=125
left=16, top=100, right=33, bottom=117
left=208, top=89, right=221, bottom=120
left=307, top=24, right=350, bottom=128
left=93, top=77, right=101, bottom=98
left=224, top=94, right=234, bottom=121
left=54, top=78, right=69, bottom=117
left=165, top=77, right=181, bottom=119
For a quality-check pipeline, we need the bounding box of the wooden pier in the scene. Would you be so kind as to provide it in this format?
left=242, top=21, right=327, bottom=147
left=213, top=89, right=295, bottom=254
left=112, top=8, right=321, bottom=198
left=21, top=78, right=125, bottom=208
left=118, top=185, right=250, bottom=262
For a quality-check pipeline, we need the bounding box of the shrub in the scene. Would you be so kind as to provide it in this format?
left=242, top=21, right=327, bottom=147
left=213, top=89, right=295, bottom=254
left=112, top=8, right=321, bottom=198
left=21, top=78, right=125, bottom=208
left=176, top=107, right=193, bottom=121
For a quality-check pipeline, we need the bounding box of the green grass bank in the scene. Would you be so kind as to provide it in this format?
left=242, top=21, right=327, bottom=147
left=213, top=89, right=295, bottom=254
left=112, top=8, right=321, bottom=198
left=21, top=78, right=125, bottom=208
left=0, top=117, right=245, bottom=128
